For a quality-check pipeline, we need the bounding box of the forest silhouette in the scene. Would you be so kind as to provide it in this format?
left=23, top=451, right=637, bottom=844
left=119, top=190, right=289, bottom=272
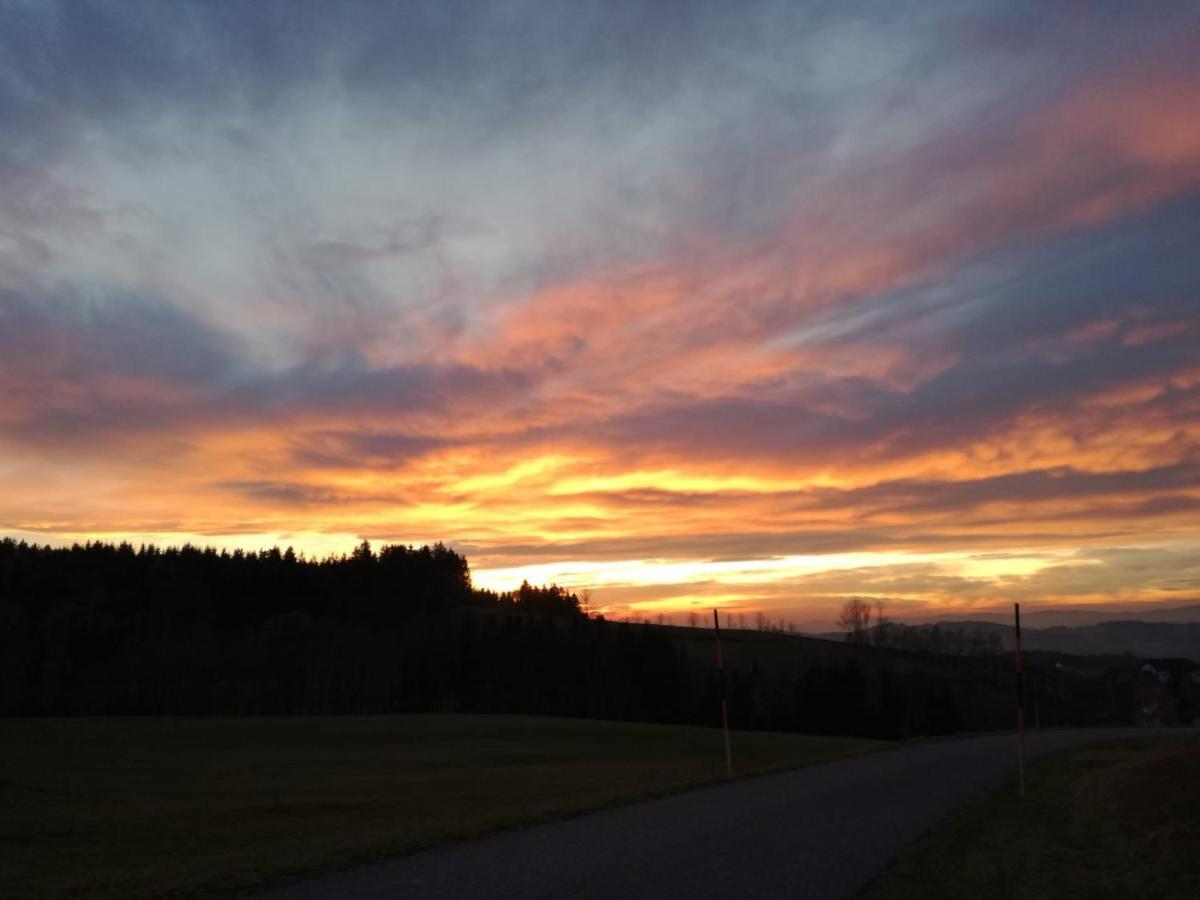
left=0, top=537, right=1142, bottom=735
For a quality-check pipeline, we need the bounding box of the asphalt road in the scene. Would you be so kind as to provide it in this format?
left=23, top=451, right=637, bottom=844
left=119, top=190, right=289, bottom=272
left=256, top=727, right=1147, bottom=900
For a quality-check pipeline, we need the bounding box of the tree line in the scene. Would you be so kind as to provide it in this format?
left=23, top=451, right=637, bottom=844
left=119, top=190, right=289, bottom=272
left=0, top=537, right=679, bottom=719
left=0, top=538, right=1140, bottom=734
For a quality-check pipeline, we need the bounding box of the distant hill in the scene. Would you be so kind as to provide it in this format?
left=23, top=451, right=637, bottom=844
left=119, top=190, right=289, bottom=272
left=954, top=619, right=1200, bottom=661
left=817, top=617, right=1200, bottom=661
left=924, top=603, right=1200, bottom=628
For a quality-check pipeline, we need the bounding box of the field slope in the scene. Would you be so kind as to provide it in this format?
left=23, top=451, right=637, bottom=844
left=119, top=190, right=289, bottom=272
left=0, top=714, right=878, bottom=898
left=864, top=735, right=1200, bottom=899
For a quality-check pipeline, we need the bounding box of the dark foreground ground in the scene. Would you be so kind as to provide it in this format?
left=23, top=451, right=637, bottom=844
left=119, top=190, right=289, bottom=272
left=865, top=735, right=1200, bottom=899
left=257, top=727, right=1156, bottom=900
left=0, top=715, right=877, bottom=898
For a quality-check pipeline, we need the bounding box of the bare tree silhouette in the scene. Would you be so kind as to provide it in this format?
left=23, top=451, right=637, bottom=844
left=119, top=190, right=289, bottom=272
left=837, top=598, right=873, bottom=644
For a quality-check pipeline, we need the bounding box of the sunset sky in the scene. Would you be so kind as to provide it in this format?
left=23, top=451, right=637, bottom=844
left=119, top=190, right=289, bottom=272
left=2, top=2, right=1198, bottom=626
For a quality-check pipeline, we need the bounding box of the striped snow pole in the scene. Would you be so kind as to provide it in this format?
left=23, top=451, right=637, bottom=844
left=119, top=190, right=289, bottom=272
left=1015, top=602, right=1025, bottom=798
left=713, top=609, right=733, bottom=778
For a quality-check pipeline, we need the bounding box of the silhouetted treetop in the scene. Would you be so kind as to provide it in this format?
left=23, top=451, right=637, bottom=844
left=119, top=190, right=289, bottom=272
left=0, top=536, right=573, bottom=627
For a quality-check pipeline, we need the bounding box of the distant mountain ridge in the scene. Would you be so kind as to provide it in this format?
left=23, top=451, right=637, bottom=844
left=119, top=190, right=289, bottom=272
left=816, top=615, right=1200, bottom=661
left=947, top=619, right=1200, bottom=661
left=923, top=603, right=1200, bottom=628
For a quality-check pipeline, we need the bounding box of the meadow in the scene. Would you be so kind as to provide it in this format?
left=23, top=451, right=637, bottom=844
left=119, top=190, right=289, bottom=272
left=864, top=735, right=1200, bottom=899
left=0, top=714, right=880, bottom=898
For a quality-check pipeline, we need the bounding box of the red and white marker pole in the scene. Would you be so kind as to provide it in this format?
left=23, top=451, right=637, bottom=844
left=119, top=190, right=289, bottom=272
left=713, top=609, right=733, bottom=779
left=1015, top=602, right=1025, bottom=799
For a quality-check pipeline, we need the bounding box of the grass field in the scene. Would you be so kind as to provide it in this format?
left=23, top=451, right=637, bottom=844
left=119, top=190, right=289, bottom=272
left=0, top=714, right=879, bottom=898
left=864, top=735, right=1200, bottom=899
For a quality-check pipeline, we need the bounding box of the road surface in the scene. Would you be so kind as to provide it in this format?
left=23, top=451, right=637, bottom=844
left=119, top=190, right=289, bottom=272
left=256, top=727, right=1147, bottom=900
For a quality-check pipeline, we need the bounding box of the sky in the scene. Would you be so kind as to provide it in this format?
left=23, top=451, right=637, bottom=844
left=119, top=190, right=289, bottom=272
left=1, top=1, right=1199, bottom=627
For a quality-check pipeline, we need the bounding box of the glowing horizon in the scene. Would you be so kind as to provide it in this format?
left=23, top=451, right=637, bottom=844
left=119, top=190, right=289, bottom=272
left=2, top=3, right=1199, bottom=625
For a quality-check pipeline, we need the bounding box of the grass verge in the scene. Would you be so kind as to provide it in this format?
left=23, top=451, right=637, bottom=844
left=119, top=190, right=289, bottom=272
left=863, top=734, right=1200, bottom=900
left=0, top=714, right=879, bottom=898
